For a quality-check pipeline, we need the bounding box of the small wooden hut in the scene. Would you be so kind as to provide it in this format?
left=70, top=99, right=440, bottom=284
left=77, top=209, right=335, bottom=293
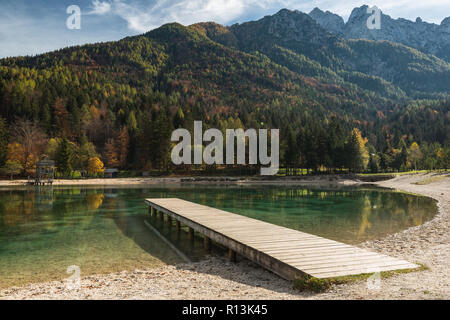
left=35, top=159, right=55, bottom=185
left=104, top=168, right=119, bottom=178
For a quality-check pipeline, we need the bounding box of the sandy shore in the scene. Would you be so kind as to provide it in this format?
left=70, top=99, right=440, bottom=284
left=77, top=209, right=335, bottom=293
left=0, top=173, right=448, bottom=300
left=0, top=177, right=182, bottom=186
left=0, top=175, right=359, bottom=186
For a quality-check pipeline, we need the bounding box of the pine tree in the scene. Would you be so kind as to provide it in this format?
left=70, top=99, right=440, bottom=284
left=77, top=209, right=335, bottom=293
left=369, top=154, right=379, bottom=173
left=173, top=107, right=185, bottom=129
left=117, top=126, right=130, bottom=168
left=0, top=117, right=8, bottom=166
left=284, top=126, right=298, bottom=169
left=55, top=138, right=72, bottom=176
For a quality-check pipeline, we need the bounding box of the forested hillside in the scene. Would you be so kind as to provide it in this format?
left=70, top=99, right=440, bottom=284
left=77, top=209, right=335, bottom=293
left=0, top=10, right=448, bottom=177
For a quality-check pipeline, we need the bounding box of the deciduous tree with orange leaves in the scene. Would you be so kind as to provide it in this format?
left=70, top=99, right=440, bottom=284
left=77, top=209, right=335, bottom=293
left=87, top=157, right=105, bottom=176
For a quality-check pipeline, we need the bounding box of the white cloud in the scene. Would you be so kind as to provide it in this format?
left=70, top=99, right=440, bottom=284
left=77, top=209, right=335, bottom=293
left=88, top=0, right=450, bottom=32
left=89, top=0, right=112, bottom=15
left=89, top=0, right=283, bottom=32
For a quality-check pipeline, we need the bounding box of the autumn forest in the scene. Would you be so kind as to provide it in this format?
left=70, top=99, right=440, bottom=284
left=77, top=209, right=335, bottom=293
left=0, top=11, right=449, bottom=178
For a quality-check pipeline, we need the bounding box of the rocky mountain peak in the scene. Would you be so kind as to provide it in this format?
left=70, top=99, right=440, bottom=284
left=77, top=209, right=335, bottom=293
left=347, top=5, right=371, bottom=22
left=308, top=5, right=450, bottom=62
left=442, top=17, right=450, bottom=32
left=309, top=7, right=345, bottom=35
left=258, top=9, right=332, bottom=44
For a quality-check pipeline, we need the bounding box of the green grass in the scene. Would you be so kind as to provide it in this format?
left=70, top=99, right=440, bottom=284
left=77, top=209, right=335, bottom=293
left=293, top=263, right=428, bottom=293
left=277, top=169, right=448, bottom=178
left=277, top=168, right=310, bottom=176
left=358, top=170, right=429, bottom=177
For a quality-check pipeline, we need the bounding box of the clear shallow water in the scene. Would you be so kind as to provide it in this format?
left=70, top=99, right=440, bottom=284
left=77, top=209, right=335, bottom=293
left=0, top=184, right=437, bottom=288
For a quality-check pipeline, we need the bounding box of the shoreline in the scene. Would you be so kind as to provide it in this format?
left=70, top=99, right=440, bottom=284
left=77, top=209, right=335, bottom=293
left=0, top=173, right=448, bottom=300
left=0, top=174, right=361, bottom=187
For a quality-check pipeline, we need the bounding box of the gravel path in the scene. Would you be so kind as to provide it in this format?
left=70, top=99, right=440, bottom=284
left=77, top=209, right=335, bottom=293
left=1, top=173, right=448, bottom=300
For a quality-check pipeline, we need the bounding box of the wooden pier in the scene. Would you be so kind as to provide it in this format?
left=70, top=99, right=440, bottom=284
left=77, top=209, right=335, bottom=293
left=145, top=198, right=418, bottom=280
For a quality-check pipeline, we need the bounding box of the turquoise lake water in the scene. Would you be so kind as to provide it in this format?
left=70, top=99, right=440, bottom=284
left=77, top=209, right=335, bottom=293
left=0, top=184, right=437, bottom=288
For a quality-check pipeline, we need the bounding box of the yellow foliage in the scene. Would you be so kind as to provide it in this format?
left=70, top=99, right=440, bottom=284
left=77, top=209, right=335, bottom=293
left=87, top=157, right=105, bottom=175
left=7, top=143, right=26, bottom=165
left=89, top=105, right=100, bottom=120
left=86, top=193, right=104, bottom=210
left=25, top=154, right=37, bottom=176
left=352, top=128, right=369, bottom=168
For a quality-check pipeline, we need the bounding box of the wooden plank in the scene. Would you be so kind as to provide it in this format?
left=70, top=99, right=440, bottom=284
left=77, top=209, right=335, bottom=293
left=270, top=247, right=369, bottom=259
left=260, top=243, right=351, bottom=253
left=310, top=262, right=418, bottom=278
left=288, top=256, right=405, bottom=270
left=145, top=198, right=419, bottom=280
left=278, top=251, right=381, bottom=263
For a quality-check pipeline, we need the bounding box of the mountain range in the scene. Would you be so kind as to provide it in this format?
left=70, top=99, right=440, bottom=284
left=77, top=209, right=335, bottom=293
left=309, top=5, right=450, bottom=63
left=194, top=8, right=450, bottom=99
left=0, top=5, right=448, bottom=170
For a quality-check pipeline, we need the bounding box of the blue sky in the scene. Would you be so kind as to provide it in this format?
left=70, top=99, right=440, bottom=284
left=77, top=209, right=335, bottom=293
left=1, top=0, right=449, bottom=58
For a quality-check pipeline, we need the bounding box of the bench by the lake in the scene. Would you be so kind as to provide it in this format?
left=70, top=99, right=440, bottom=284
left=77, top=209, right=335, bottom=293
left=145, top=198, right=418, bottom=280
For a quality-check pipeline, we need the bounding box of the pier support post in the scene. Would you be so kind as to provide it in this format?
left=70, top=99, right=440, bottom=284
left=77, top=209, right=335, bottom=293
left=158, top=211, right=164, bottom=221
left=228, top=249, right=236, bottom=263
left=188, top=227, right=194, bottom=241
left=176, top=221, right=181, bottom=233
left=204, top=237, right=211, bottom=253
left=167, top=216, right=172, bottom=228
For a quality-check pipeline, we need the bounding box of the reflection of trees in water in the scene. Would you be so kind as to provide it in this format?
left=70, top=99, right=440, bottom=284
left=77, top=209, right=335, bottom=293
left=0, top=187, right=106, bottom=232
left=86, top=193, right=104, bottom=210
left=181, top=186, right=436, bottom=243
left=357, top=197, right=372, bottom=238
left=0, top=188, right=45, bottom=227
left=0, top=186, right=437, bottom=245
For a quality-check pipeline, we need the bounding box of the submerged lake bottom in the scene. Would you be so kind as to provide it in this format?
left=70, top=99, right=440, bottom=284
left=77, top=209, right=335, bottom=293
left=0, top=184, right=437, bottom=289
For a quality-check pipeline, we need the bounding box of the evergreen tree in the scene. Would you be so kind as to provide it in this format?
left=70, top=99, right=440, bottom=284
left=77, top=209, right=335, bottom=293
left=369, top=154, right=379, bottom=173
left=284, top=126, right=298, bottom=169
left=345, top=131, right=363, bottom=172
left=55, top=138, right=72, bottom=176
left=173, top=107, right=185, bottom=129
left=0, top=117, right=8, bottom=166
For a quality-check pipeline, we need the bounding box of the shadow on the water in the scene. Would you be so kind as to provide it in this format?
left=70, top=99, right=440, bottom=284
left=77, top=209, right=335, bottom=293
left=112, top=212, right=204, bottom=263
left=110, top=208, right=302, bottom=295
left=110, top=203, right=228, bottom=264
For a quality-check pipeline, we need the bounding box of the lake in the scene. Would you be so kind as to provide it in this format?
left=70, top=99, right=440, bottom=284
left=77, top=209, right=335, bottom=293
left=0, top=184, right=437, bottom=288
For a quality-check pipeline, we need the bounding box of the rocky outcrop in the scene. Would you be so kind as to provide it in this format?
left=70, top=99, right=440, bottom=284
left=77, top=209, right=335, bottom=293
left=309, top=5, right=450, bottom=62
left=309, top=7, right=345, bottom=36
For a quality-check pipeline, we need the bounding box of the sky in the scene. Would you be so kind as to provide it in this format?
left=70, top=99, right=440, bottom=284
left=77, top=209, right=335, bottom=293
left=0, top=0, right=449, bottom=58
